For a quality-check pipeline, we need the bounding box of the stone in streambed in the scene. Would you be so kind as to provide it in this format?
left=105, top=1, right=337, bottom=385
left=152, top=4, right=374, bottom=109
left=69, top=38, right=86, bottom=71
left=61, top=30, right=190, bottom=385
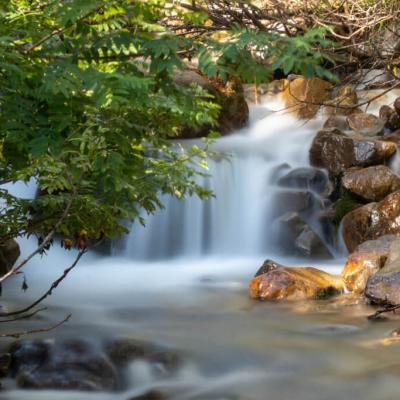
left=342, top=165, right=400, bottom=202
left=249, top=261, right=343, bottom=301
left=379, top=105, right=400, bottom=131
left=277, top=212, right=332, bottom=258
left=277, top=167, right=332, bottom=196
left=347, top=112, right=385, bottom=136
left=342, top=191, right=400, bottom=252
left=309, top=128, right=396, bottom=176
left=341, top=235, right=397, bottom=293
left=272, top=189, right=315, bottom=216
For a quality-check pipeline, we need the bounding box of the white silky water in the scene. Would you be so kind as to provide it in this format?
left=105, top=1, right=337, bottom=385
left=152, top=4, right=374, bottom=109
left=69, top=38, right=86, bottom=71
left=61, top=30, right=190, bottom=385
left=3, top=92, right=400, bottom=400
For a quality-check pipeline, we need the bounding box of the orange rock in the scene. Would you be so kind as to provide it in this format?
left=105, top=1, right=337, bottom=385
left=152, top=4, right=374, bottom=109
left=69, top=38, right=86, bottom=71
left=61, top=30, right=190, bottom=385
left=282, top=77, right=332, bottom=119
left=250, top=266, right=343, bottom=301
left=341, top=235, right=397, bottom=293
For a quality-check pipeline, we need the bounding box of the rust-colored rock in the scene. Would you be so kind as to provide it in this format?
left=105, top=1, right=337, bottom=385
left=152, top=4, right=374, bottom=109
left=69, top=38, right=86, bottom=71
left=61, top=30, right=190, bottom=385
left=347, top=112, right=385, bottom=136
left=341, top=235, right=397, bottom=293
left=325, top=85, right=358, bottom=116
left=282, top=77, right=332, bottom=119
left=309, top=128, right=396, bottom=176
left=250, top=263, right=343, bottom=301
left=342, top=191, right=400, bottom=252
left=342, top=165, right=400, bottom=202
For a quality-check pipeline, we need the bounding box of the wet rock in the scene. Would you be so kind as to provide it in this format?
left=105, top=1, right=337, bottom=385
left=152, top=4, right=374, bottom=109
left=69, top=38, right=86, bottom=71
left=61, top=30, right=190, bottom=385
left=282, top=77, right=332, bottom=119
left=323, top=115, right=350, bottom=131
left=175, top=70, right=248, bottom=138
left=342, top=191, right=400, bottom=252
left=277, top=212, right=332, bottom=258
left=394, top=97, right=400, bottom=116
left=105, top=338, right=180, bottom=377
left=254, top=259, right=282, bottom=277
left=277, top=167, right=332, bottom=195
left=342, top=165, right=400, bottom=202
left=128, top=390, right=166, bottom=400
left=365, top=271, right=400, bottom=306
left=9, top=339, right=118, bottom=391
left=347, top=113, right=385, bottom=136
left=272, top=189, right=315, bottom=216
left=379, top=105, right=400, bottom=131
left=341, top=235, right=397, bottom=293
left=0, top=239, right=20, bottom=276
left=249, top=261, right=343, bottom=301
left=309, top=128, right=396, bottom=176
left=325, top=85, right=358, bottom=116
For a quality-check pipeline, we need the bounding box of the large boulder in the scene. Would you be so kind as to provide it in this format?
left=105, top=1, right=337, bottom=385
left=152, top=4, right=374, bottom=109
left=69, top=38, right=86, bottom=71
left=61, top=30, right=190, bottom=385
left=0, top=239, right=20, bottom=276
left=341, top=235, right=397, bottom=293
left=282, top=77, right=332, bottom=119
left=175, top=70, right=249, bottom=138
left=272, top=189, right=316, bottom=216
left=342, top=165, right=400, bottom=202
left=346, top=112, right=385, bottom=136
left=249, top=261, right=343, bottom=301
left=342, top=191, right=400, bottom=252
left=309, top=128, right=396, bottom=176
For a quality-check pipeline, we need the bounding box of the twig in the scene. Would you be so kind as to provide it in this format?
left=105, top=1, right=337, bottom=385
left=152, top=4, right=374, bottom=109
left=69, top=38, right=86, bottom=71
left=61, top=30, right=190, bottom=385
left=367, top=304, right=400, bottom=320
left=0, top=307, right=47, bottom=323
left=0, top=314, right=71, bottom=338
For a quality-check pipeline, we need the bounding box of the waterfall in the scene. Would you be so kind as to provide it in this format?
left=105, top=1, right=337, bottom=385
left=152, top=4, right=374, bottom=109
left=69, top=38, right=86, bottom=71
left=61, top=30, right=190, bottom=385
left=120, top=96, right=333, bottom=260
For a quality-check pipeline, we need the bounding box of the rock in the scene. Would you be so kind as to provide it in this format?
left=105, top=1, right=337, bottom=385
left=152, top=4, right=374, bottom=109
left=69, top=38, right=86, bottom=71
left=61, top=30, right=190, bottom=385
left=309, top=128, right=396, bottom=176
left=282, top=77, right=332, bottom=119
left=272, top=189, right=315, bottom=216
left=394, top=97, right=400, bottom=116
left=325, top=85, right=358, bottom=116
left=277, top=167, right=332, bottom=195
left=128, top=391, right=166, bottom=400
left=342, top=191, right=400, bottom=252
left=342, top=165, right=400, bottom=202
left=249, top=261, right=343, bottom=301
left=355, top=69, right=395, bottom=90
left=365, top=271, right=400, bottom=306
left=379, top=105, right=400, bottom=131
left=323, top=115, right=350, bottom=131
left=341, top=235, right=397, bottom=293
left=9, top=339, right=118, bottom=391
left=0, top=239, right=20, bottom=276
left=277, top=212, right=332, bottom=258
left=0, top=354, right=11, bottom=377
left=254, top=259, right=282, bottom=277
left=347, top=113, right=385, bottom=136
left=175, top=70, right=249, bottom=138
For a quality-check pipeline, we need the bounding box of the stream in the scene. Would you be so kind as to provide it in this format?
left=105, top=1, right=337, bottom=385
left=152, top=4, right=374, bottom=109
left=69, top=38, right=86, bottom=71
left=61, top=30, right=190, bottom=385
left=2, top=93, right=400, bottom=400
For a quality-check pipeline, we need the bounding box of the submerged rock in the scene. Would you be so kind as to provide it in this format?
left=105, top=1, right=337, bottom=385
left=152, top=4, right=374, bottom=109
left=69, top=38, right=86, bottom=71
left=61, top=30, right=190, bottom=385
left=277, top=167, right=332, bottom=195
left=9, top=339, right=118, bottom=391
left=342, top=165, right=400, bottom=202
left=175, top=70, right=248, bottom=138
left=341, top=235, right=397, bottom=293
left=249, top=261, right=343, bottom=301
left=309, top=128, right=396, bottom=176
left=282, top=77, right=332, bottom=119
left=128, top=391, right=166, bottom=400
left=323, top=115, right=350, bottom=131
left=347, top=112, right=385, bottom=136
left=342, top=191, right=400, bottom=252
left=272, top=189, right=316, bottom=216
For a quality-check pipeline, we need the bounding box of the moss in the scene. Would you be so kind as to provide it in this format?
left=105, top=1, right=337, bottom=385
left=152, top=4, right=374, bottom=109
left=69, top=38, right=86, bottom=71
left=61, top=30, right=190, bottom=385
left=314, top=286, right=340, bottom=300
left=333, top=194, right=360, bottom=225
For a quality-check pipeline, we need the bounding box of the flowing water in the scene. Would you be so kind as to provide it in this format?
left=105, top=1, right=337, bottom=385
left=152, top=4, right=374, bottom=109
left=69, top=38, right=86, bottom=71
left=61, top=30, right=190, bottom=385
left=3, top=92, right=400, bottom=400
